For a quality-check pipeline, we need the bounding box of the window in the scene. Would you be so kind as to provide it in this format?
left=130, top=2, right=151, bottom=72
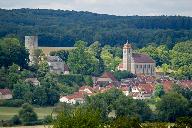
left=140, top=65, right=142, bottom=68
left=148, top=65, right=150, bottom=68
left=136, top=65, right=138, bottom=68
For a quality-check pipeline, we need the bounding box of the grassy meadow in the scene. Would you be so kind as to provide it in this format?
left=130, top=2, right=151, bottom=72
left=0, top=107, right=56, bottom=120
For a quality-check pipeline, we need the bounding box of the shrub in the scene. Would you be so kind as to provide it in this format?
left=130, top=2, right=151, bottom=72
left=43, top=115, right=53, bottom=124
left=10, top=115, right=21, bottom=125
left=113, top=70, right=136, bottom=81
left=110, top=117, right=141, bottom=128
left=19, top=103, right=38, bottom=124
left=142, top=122, right=168, bottom=128
left=174, top=117, right=192, bottom=128
left=0, top=99, right=25, bottom=107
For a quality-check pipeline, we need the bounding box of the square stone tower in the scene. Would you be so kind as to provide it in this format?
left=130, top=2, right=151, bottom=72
left=25, top=36, right=38, bottom=64
left=123, top=42, right=132, bottom=71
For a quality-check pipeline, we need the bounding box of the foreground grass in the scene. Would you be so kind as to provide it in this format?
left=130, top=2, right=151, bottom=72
left=0, top=107, right=56, bottom=120
left=4, top=125, right=53, bottom=128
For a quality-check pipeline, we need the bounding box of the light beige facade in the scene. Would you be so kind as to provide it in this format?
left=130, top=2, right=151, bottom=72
left=119, top=42, right=155, bottom=76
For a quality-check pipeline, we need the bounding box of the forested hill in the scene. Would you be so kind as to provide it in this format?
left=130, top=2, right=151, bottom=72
left=0, top=8, right=192, bottom=48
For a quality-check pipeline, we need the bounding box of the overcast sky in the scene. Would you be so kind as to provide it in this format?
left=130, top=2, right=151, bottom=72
left=0, top=0, right=192, bottom=16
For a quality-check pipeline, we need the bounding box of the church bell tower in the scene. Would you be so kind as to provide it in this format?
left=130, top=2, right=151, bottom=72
left=123, top=41, right=132, bottom=71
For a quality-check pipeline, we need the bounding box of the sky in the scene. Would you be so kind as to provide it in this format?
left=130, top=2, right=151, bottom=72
left=0, top=0, right=192, bottom=16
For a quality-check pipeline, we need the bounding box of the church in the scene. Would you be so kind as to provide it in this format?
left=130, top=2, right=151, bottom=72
left=118, top=42, right=155, bottom=76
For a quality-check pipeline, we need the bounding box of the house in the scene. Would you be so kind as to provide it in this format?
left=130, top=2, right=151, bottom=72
left=47, top=56, right=69, bottom=74
left=129, top=83, right=155, bottom=99
left=118, top=42, right=155, bottom=76
left=79, top=86, right=94, bottom=95
left=129, top=92, right=144, bottom=99
left=25, top=78, right=40, bottom=86
left=59, top=92, right=85, bottom=104
left=96, top=72, right=119, bottom=87
left=0, top=89, right=12, bottom=100
left=120, top=86, right=130, bottom=96
left=96, top=72, right=117, bottom=83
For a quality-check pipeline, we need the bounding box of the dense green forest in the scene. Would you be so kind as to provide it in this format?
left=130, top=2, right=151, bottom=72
left=0, top=8, right=192, bottom=48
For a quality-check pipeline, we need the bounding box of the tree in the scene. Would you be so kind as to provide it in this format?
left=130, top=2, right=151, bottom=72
left=172, top=84, right=192, bottom=100
left=161, top=63, right=169, bottom=76
left=6, top=64, right=21, bottom=89
left=174, top=117, right=192, bottom=128
left=12, top=82, right=31, bottom=100
left=67, top=40, right=100, bottom=75
left=33, top=49, right=45, bottom=65
left=156, top=92, right=189, bottom=122
left=84, top=75, right=93, bottom=86
left=113, top=70, right=136, bottom=81
left=39, top=73, right=60, bottom=106
left=139, top=45, right=170, bottom=66
left=10, top=115, right=21, bottom=125
left=0, top=37, right=29, bottom=68
left=114, top=95, right=152, bottom=121
left=0, top=67, right=7, bottom=88
left=88, top=41, right=102, bottom=59
left=101, top=47, right=113, bottom=71
left=37, top=61, right=49, bottom=77
left=88, top=41, right=104, bottom=76
left=53, top=107, right=102, bottom=128
left=18, top=103, right=38, bottom=123
left=85, top=89, right=124, bottom=121
left=32, top=86, right=48, bottom=106
left=46, top=88, right=60, bottom=106
left=154, top=84, right=165, bottom=97
left=101, top=46, right=121, bottom=71
left=110, top=117, right=141, bottom=128
left=172, top=40, right=192, bottom=54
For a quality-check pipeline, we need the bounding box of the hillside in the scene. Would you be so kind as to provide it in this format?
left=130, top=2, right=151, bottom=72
left=0, top=8, right=192, bottom=48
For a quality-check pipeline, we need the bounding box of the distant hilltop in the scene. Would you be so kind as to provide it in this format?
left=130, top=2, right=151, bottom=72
left=0, top=8, right=192, bottom=48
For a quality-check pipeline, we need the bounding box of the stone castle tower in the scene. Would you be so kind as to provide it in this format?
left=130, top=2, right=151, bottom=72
left=25, top=36, right=38, bottom=64
left=123, top=41, right=132, bottom=71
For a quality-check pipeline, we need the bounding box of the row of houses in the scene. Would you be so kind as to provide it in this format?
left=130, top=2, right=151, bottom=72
left=1, top=73, right=191, bottom=102
left=59, top=73, right=192, bottom=104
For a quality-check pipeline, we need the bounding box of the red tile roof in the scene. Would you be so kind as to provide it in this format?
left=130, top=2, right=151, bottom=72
left=0, top=89, right=12, bottom=95
left=162, top=80, right=173, bottom=93
left=137, top=83, right=155, bottom=94
left=65, top=92, right=85, bottom=100
left=79, top=86, right=94, bottom=93
left=179, top=80, right=192, bottom=89
left=120, top=86, right=128, bottom=91
left=133, top=53, right=155, bottom=63
left=101, top=72, right=117, bottom=81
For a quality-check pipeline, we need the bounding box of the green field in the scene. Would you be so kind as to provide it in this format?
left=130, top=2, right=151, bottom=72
left=0, top=107, right=56, bottom=120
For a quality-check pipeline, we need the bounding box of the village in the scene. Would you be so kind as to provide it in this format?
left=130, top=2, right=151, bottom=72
left=1, top=36, right=191, bottom=106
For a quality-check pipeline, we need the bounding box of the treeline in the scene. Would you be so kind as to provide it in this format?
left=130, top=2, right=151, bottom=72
left=0, top=8, right=192, bottom=48
left=139, top=40, right=192, bottom=79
